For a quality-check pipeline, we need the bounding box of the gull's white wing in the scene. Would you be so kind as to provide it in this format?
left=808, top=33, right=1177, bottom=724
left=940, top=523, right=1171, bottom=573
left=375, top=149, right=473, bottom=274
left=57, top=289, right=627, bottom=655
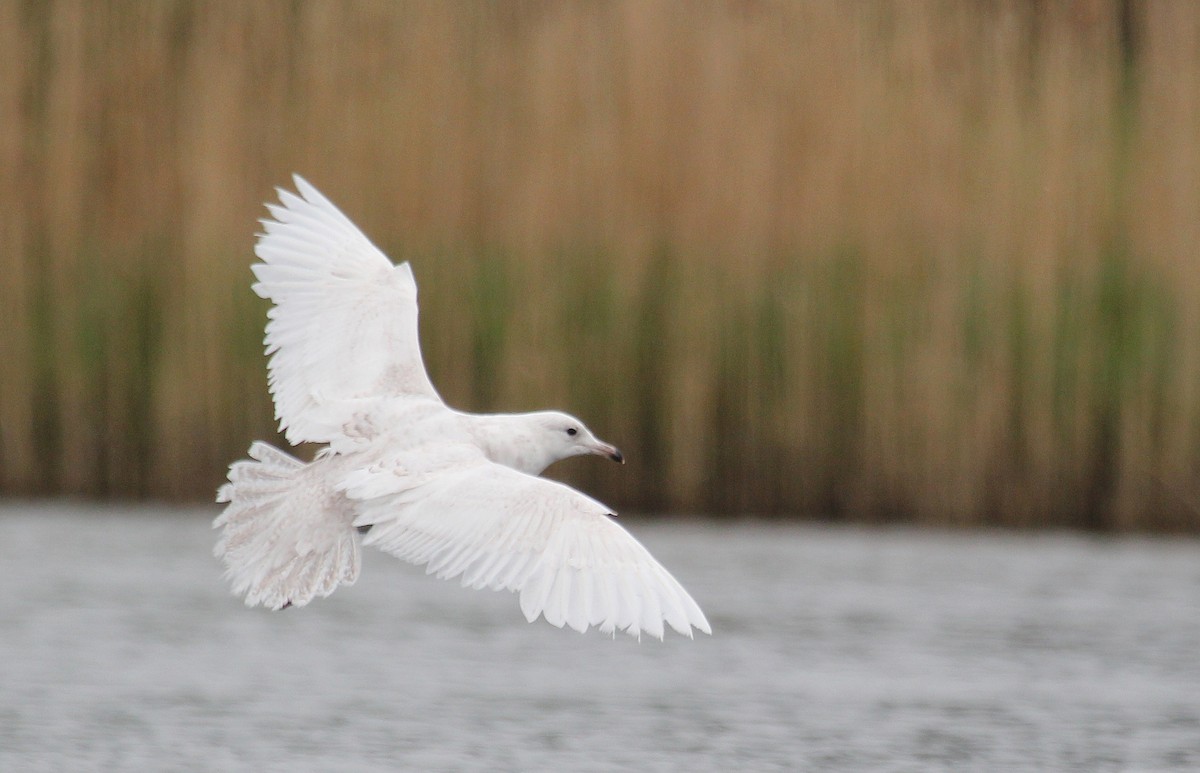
left=344, top=461, right=711, bottom=640
left=252, top=175, right=440, bottom=444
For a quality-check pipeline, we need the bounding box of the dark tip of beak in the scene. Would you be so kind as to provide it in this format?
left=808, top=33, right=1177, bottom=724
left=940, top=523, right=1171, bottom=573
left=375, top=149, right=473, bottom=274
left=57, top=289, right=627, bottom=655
left=610, top=449, right=624, bottom=464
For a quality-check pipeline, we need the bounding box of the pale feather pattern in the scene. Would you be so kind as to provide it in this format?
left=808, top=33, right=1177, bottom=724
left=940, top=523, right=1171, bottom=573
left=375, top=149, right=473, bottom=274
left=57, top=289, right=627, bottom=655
left=252, top=174, right=440, bottom=446
left=214, top=442, right=361, bottom=610
left=214, top=176, right=711, bottom=639
left=347, top=462, right=711, bottom=640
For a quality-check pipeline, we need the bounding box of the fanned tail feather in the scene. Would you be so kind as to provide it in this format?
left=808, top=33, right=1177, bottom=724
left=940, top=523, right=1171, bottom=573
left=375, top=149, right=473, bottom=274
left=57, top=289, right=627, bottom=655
left=214, top=442, right=361, bottom=610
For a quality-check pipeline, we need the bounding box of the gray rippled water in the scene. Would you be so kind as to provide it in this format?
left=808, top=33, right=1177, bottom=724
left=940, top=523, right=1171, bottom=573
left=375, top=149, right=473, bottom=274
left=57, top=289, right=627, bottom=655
left=1, top=504, right=1198, bottom=771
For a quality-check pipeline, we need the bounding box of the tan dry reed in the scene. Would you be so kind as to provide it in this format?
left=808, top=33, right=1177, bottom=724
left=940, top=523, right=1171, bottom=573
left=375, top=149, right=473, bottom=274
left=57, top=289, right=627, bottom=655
left=2, top=1, right=1199, bottom=529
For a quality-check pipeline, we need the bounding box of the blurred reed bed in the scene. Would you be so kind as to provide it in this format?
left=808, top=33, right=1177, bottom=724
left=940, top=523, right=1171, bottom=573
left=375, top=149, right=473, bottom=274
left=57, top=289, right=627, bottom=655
left=2, top=1, right=1199, bottom=529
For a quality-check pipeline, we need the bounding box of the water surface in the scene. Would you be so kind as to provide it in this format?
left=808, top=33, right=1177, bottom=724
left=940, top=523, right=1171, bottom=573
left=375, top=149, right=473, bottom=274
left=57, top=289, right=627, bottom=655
left=2, top=505, right=1198, bottom=771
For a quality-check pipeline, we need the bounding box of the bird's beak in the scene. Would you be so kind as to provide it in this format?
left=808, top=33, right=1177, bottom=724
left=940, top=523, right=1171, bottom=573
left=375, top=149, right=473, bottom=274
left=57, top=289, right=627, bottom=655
left=591, top=439, right=625, bottom=464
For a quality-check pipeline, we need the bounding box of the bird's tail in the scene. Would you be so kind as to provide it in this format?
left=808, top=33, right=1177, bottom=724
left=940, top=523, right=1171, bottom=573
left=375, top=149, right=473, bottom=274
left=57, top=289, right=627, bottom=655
left=214, top=442, right=361, bottom=610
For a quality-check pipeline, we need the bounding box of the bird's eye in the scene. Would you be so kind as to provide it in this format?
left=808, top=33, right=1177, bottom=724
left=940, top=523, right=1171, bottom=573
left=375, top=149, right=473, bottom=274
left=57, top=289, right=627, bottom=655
left=566, top=427, right=578, bottom=436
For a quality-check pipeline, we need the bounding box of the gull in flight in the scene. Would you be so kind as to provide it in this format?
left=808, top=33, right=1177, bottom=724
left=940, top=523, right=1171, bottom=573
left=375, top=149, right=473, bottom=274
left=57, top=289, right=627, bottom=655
left=214, top=176, right=711, bottom=640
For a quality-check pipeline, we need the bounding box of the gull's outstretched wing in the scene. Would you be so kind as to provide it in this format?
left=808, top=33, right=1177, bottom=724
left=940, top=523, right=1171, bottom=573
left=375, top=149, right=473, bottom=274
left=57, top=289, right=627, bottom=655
left=344, top=461, right=711, bottom=640
left=252, top=175, right=440, bottom=444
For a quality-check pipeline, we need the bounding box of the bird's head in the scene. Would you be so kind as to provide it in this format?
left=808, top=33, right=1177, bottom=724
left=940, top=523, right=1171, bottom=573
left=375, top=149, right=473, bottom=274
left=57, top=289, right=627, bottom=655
left=532, top=411, right=624, bottom=466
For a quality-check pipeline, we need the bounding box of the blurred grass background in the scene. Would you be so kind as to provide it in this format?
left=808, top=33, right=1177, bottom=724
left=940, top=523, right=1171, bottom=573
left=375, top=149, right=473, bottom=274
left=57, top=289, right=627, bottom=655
left=2, top=1, right=1199, bottom=530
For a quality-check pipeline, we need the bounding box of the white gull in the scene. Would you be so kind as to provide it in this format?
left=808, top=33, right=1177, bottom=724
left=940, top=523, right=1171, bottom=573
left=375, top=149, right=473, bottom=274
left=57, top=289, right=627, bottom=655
left=214, top=176, right=711, bottom=640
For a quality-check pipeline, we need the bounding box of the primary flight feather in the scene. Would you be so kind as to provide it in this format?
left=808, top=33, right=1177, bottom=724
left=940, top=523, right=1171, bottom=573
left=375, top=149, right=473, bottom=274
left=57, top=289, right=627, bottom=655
left=214, top=176, right=711, bottom=640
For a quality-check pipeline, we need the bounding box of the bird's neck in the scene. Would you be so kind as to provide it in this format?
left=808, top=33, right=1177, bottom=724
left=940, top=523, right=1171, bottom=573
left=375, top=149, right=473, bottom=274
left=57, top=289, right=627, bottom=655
left=458, top=412, right=555, bottom=475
